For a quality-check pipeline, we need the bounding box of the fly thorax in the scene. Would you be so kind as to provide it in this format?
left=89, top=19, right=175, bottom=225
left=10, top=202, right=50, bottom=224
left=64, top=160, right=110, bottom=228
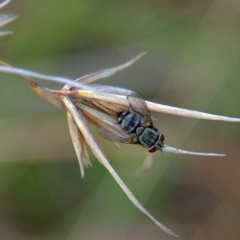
left=137, top=127, right=159, bottom=149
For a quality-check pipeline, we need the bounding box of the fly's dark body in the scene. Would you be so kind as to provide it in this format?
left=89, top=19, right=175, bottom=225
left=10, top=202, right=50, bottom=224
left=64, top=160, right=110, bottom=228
left=117, top=101, right=164, bottom=152
left=99, top=91, right=165, bottom=152
left=118, top=111, right=143, bottom=134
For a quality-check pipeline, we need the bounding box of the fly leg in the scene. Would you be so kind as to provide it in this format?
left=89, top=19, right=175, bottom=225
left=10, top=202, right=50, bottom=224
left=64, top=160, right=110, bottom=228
left=135, top=151, right=153, bottom=176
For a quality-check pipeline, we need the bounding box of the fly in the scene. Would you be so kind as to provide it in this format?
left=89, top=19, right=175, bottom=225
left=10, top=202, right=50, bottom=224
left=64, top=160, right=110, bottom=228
left=99, top=91, right=165, bottom=152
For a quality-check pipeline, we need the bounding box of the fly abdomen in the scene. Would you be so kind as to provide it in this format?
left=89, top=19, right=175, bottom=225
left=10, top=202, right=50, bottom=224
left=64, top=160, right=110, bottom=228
left=118, top=112, right=141, bottom=134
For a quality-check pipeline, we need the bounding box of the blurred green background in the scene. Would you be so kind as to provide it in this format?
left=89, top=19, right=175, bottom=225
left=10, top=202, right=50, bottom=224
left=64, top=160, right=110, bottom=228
left=0, top=0, right=240, bottom=239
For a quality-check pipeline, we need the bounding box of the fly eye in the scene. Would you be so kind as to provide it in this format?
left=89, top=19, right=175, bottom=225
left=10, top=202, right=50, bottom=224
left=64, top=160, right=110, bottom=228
left=159, top=134, right=165, bottom=142
left=148, top=146, right=157, bottom=153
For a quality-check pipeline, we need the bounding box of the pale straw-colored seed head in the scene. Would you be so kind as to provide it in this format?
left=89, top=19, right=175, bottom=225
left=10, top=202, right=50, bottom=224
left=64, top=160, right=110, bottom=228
left=1, top=1, right=239, bottom=236
left=1, top=51, right=240, bottom=237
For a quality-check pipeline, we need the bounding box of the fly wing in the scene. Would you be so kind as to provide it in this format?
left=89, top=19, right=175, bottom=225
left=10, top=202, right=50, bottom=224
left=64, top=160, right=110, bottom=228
left=99, top=128, right=138, bottom=144
left=77, top=100, right=139, bottom=144
left=127, top=91, right=153, bottom=127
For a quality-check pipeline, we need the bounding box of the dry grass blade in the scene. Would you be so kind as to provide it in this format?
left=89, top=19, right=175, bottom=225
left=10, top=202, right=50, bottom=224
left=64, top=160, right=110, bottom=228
left=163, top=145, right=225, bottom=156
left=0, top=14, right=18, bottom=28
left=0, top=60, right=66, bottom=110
left=0, top=52, right=145, bottom=89
left=0, top=30, right=12, bottom=36
left=67, top=111, right=91, bottom=178
left=76, top=90, right=240, bottom=122
left=74, top=52, right=146, bottom=84
left=0, top=0, right=17, bottom=36
left=0, top=0, right=11, bottom=8
left=62, top=96, right=178, bottom=237
left=1, top=53, right=239, bottom=123
left=0, top=65, right=91, bottom=89
left=147, top=101, right=240, bottom=122
left=77, top=103, right=121, bottom=131
left=135, top=151, right=154, bottom=176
